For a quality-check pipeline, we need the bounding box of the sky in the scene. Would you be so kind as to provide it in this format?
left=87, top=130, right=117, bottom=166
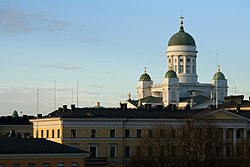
left=0, top=0, right=250, bottom=116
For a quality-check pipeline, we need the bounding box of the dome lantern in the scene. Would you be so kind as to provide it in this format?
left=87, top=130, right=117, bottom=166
left=168, top=16, right=196, bottom=46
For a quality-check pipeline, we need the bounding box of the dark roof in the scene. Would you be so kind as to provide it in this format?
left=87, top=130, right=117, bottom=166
left=180, top=95, right=210, bottom=107
left=46, top=107, right=204, bottom=119
left=0, top=116, right=33, bottom=125
left=0, top=138, right=88, bottom=154
left=140, top=96, right=163, bottom=104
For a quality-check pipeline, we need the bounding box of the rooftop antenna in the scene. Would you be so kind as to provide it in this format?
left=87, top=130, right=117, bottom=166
left=36, top=89, right=39, bottom=138
left=72, top=84, right=74, bottom=104
left=54, top=80, right=57, bottom=110
left=76, top=81, right=79, bottom=107
left=216, top=53, right=219, bottom=69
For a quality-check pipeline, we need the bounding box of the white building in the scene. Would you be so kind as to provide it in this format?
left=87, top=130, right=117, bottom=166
left=133, top=17, right=228, bottom=109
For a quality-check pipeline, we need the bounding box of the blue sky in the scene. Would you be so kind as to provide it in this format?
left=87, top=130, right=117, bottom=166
left=0, top=0, right=249, bottom=116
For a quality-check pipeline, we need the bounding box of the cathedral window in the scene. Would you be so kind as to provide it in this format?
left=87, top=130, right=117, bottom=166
left=171, top=91, right=176, bottom=102
left=187, top=65, right=190, bottom=73
left=179, top=65, right=183, bottom=73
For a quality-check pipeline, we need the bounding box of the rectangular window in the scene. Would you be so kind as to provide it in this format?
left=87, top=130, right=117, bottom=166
left=179, top=65, right=184, bottom=73
left=110, top=129, right=115, bottom=138
left=28, top=163, right=35, bottom=167
left=226, top=146, right=231, bottom=157
left=57, top=129, right=60, bottom=138
left=137, top=146, right=141, bottom=157
left=236, top=129, right=242, bottom=138
left=215, top=146, right=221, bottom=157
left=160, top=146, right=165, bottom=157
left=52, top=130, right=55, bottom=138
left=42, top=163, right=50, bottom=167
left=148, top=146, right=153, bottom=157
left=12, top=164, right=20, bottom=167
left=41, top=130, right=44, bottom=138
left=110, top=145, right=116, bottom=158
left=90, top=146, right=97, bottom=158
left=247, top=130, right=250, bottom=138
left=137, top=129, right=141, bottom=138
left=160, top=129, right=164, bottom=138
left=125, top=146, right=130, bottom=158
left=171, top=129, right=176, bottom=138
left=57, top=162, right=64, bottom=167
left=171, top=146, right=176, bottom=157
left=125, top=129, right=130, bottom=138
left=187, top=65, right=190, bottom=73
left=91, top=129, right=96, bottom=138
left=46, top=130, right=49, bottom=138
left=71, top=162, right=78, bottom=167
left=71, top=129, right=76, bottom=138
left=148, top=129, right=153, bottom=138
left=226, top=129, right=232, bottom=138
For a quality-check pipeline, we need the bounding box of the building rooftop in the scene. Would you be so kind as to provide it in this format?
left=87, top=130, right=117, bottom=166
left=0, top=138, right=89, bottom=154
left=46, top=106, right=208, bottom=119
left=0, top=116, right=33, bottom=125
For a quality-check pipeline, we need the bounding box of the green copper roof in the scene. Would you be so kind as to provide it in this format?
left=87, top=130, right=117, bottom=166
left=140, top=73, right=151, bottom=81
left=168, top=26, right=196, bottom=46
left=165, top=70, right=177, bottom=78
left=213, top=69, right=226, bottom=80
left=12, top=110, right=19, bottom=118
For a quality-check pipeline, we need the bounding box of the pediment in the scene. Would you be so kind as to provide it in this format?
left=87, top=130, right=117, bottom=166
left=195, top=109, right=249, bottom=121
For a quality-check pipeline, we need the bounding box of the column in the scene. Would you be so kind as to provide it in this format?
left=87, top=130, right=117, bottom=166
left=183, top=55, right=187, bottom=73
left=233, top=128, right=236, bottom=158
left=222, top=128, right=226, bottom=159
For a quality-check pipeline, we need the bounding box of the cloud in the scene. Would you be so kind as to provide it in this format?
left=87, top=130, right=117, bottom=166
left=38, top=64, right=84, bottom=71
left=73, top=36, right=107, bottom=44
left=0, top=6, right=67, bottom=34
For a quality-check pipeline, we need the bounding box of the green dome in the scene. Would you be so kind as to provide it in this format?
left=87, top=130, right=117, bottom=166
left=12, top=110, right=19, bottom=118
left=165, top=70, right=177, bottom=78
left=168, top=27, right=196, bottom=46
left=213, top=70, right=226, bottom=80
left=140, top=73, right=151, bottom=81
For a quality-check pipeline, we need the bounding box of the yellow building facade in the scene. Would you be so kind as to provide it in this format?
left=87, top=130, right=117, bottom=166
left=31, top=108, right=250, bottom=167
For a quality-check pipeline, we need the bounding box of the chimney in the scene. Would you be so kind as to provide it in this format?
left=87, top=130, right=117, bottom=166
left=71, top=104, right=76, bottom=111
left=58, top=107, right=63, bottom=112
left=120, top=103, right=127, bottom=110
left=145, top=104, right=152, bottom=110
left=8, top=130, right=17, bottom=138
left=63, top=105, right=68, bottom=112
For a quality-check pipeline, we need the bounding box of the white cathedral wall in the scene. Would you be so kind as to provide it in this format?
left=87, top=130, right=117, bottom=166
left=179, top=83, right=212, bottom=98
left=167, top=45, right=197, bottom=52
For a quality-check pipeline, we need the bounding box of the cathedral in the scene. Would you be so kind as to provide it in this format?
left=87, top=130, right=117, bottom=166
left=127, top=17, right=228, bottom=109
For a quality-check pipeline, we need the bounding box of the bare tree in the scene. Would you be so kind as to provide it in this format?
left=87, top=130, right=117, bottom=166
left=179, top=119, right=223, bottom=167
left=130, top=125, right=182, bottom=167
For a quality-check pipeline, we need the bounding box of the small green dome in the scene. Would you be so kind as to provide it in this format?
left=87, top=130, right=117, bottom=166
left=165, top=70, right=177, bottom=78
left=213, top=70, right=226, bottom=80
left=140, top=73, right=151, bottom=81
left=12, top=110, right=19, bottom=118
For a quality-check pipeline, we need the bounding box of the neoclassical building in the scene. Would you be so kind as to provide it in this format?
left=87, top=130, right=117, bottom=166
left=134, top=17, right=228, bottom=109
